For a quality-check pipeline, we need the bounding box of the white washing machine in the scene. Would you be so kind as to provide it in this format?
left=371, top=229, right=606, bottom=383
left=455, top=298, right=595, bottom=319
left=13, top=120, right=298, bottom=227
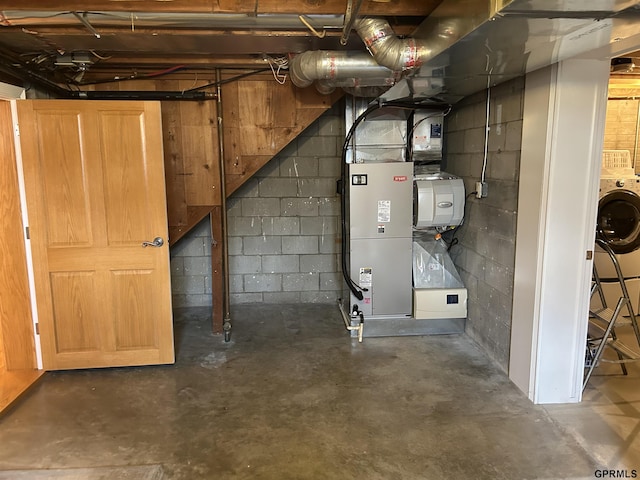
left=594, top=165, right=640, bottom=313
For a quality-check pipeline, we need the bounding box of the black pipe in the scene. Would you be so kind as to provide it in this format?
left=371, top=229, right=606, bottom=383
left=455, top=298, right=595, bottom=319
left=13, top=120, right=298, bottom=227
left=71, top=90, right=216, bottom=101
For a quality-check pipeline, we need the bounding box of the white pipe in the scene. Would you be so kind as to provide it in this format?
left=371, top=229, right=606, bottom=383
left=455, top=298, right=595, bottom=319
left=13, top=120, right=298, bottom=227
left=337, top=299, right=364, bottom=342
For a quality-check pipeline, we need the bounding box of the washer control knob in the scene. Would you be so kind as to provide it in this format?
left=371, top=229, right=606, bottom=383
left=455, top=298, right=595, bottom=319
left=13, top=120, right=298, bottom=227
left=616, top=179, right=625, bottom=188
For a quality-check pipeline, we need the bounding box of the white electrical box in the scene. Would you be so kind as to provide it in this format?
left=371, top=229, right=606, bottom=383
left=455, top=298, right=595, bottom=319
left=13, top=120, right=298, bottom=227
left=413, top=288, right=468, bottom=319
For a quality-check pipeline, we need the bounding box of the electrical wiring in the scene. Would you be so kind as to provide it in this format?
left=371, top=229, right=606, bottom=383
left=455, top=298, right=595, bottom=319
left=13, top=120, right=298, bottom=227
left=439, top=191, right=477, bottom=252
left=184, top=68, right=272, bottom=92
left=0, top=48, right=74, bottom=97
left=89, top=50, right=112, bottom=61
left=481, top=83, right=491, bottom=184
left=73, top=66, right=271, bottom=89
left=0, top=11, right=69, bottom=24
left=145, top=64, right=187, bottom=78
left=67, top=64, right=186, bottom=87
left=182, top=73, right=199, bottom=94
left=298, top=15, right=326, bottom=38
left=71, top=72, right=140, bottom=86
left=264, top=55, right=288, bottom=85
left=481, top=50, right=494, bottom=185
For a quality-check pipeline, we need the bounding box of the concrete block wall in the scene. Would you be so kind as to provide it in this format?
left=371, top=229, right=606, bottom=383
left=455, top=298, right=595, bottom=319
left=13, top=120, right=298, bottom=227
left=170, top=217, right=213, bottom=308
left=170, top=102, right=345, bottom=308
left=227, top=102, right=344, bottom=304
left=443, top=77, right=525, bottom=371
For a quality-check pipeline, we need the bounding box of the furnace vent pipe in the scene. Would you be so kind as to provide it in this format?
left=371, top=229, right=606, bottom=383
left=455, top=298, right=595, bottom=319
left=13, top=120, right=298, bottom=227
left=289, top=18, right=434, bottom=94
left=355, top=17, right=431, bottom=72
left=289, top=18, right=460, bottom=94
left=289, top=50, right=399, bottom=93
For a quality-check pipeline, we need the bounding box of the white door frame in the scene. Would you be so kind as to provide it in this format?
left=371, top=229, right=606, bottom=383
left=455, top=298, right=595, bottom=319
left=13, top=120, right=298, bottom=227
left=510, top=34, right=640, bottom=404
left=7, top=97, right=43, bottom=370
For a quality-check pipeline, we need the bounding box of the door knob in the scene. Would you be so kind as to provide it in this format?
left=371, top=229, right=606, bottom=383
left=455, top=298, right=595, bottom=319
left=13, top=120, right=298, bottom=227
left=142, top=237, right=164, bottom=248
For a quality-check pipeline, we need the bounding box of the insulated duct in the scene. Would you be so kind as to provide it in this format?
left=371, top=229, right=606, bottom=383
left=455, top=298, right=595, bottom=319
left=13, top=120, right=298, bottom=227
left=289, top=17, right=438, bottom=95
left=289, top=50, right=398, bottom=94
left=354, top=17, right=431, bottom=72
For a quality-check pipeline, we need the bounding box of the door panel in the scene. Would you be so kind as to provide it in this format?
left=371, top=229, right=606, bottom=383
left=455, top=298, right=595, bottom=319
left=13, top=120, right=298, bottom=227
left=49, top=271, right=100, bottom=353
left=37, top=112, right=92, bottom=247
left=17, top=100, right=174, bottom=370
left=112, top=269, right=158, bottom=350
left=100, top=111, right=154, bottom=244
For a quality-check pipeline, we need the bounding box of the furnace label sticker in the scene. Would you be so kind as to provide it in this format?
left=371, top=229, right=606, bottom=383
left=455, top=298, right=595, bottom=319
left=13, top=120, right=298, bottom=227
left=378, top=200, right=391, bottom=222
left=359, top=267, right=372, bottom=287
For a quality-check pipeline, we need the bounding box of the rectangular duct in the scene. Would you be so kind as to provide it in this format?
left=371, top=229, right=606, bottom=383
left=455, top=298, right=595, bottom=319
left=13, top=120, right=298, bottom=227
left=382, top=0, right=640, bottom=103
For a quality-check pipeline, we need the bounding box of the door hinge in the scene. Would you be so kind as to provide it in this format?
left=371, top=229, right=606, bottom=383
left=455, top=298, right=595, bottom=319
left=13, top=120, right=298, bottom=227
left=586, top=250, right=593, bottom=260
left=35, top=323, right=39, bottom=335
left=25, top=226, right=30, bottom=239
left=14, top=123, right=20, bottom=137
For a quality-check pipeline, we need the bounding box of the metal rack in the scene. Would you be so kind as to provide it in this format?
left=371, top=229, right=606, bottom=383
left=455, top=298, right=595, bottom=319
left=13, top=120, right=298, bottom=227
left=584, top=238, right=640, bottom=390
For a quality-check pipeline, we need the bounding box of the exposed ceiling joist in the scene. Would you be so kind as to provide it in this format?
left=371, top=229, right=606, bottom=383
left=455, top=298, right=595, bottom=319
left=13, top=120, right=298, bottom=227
left=0, top=0, right=437, bottom=16
left=0, top=1, right=443, bottom=90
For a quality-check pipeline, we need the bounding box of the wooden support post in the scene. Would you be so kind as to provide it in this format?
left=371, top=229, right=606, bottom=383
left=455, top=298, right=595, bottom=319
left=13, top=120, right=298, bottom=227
left=210, top=207, right=224, bottom=334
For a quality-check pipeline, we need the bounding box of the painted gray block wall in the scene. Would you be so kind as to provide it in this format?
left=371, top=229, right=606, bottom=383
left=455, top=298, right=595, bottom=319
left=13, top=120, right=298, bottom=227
left=170, top=217, right=213, bottom=308
left=227, top=103, right=345, bottom=305
left=443, top=77, right=525, bottom=371
left=170, top=102, right=345, bottom=308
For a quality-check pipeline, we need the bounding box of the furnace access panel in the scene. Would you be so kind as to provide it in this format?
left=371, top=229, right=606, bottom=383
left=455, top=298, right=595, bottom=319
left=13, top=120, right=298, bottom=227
left=348, top=162, right=414, bottom=240
left=348, top=162, right=414, bottom=317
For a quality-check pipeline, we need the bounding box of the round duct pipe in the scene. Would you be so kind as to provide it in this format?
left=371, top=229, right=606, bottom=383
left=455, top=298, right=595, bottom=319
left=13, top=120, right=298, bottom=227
left=354, top=17, right=431, bottom=71
left=289, top=50, right=398, bottom=94
left=289, top=17, right=431, bottom=96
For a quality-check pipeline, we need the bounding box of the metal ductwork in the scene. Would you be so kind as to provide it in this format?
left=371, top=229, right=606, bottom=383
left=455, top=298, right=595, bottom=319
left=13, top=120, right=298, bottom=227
left=382, top=0, right=640, bottom=103
left=289, top=15, right=470, bottom=96
left=291, top=0, right=640, bottom=101
left=354, top=17, right=431, bottom=72
left=289, top=50, right=400, bottom=94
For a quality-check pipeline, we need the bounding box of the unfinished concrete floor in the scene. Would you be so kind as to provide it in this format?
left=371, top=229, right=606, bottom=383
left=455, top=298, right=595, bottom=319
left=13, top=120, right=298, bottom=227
left=0, top=304, right=634, bottom=479
left=546, top=323, right=640, bottom=472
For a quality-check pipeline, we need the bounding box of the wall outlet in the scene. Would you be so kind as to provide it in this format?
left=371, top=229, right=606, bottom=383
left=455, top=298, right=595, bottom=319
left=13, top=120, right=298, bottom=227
left=475, top=181, right=488, bottom=198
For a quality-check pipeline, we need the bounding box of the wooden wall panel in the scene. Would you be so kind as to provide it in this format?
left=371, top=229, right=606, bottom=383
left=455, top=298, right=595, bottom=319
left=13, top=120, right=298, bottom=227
left=176, top=83, right=220, bottom=207
left=221, top=81, right=246, bottom=176
left=161, top=95, right=189, bottom=228
left=0, top=101, right=36, bottom=370
left=87, top=75, right=340, bottom=221
left=222, top=73, right=343, bottom=196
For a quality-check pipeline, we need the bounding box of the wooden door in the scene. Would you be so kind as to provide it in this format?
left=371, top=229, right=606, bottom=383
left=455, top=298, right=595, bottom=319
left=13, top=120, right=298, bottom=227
left=1, top=100, right=42, bottom=412
left=16, top=100, right=174, bottom=370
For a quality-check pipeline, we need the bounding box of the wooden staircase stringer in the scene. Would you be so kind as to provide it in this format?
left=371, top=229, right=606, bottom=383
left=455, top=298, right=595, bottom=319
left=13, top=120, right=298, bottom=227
left=222, top=79, right=344, bottom=197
